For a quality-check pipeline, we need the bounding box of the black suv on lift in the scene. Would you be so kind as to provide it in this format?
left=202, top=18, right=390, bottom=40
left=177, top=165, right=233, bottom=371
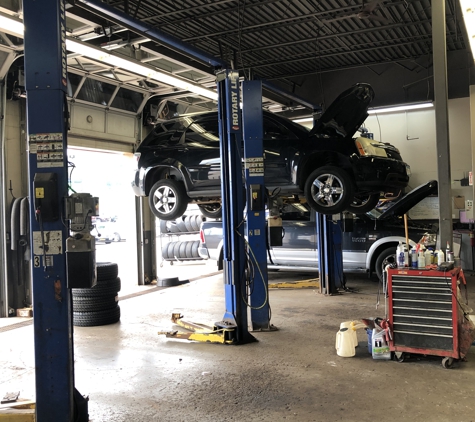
left=132, top=83, right=410, bottom=220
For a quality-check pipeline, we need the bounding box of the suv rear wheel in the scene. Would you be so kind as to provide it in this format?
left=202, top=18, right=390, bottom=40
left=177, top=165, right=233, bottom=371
left=304, top=166, right=354, bottom=214
left=346, top=193, right=380, bottom=214
left=198, top=203, right=222, bottom=219
left=149, top=179, right=188, bottom=220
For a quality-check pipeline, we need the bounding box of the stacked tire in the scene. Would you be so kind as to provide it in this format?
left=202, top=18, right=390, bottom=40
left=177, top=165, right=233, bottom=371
left=161, top=240, right=201, bottom=261
left=159, top=214, right=205, bottom=234
left=72, top=262, right=121, bottom=327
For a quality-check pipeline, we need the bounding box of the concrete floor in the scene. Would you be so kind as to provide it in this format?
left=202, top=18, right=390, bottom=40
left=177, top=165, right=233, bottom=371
left=2, top=265, right=475, bottom=422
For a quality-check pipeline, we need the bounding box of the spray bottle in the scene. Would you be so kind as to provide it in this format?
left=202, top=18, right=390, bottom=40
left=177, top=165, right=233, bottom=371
left=437, top=249, right=445, bottom=266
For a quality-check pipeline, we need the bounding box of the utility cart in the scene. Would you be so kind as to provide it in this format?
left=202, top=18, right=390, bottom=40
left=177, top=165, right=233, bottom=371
left=387, top=267, right=463, bottom=368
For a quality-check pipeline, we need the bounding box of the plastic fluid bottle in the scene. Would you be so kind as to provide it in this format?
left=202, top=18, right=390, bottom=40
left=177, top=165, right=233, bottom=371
left=424, top=248, right=432, bottom=266
left=411, top=247, right=418, bottom=268
left=372, top=328, right=391, bottom=360
left=403, top=245, right=409, bottom=267
left=437, top=249, right=445, bottom=265
left=397, top=241, right=404, bottom=268
left=418, top=251, right=426, bottom=268
left=446, top=241, right=451, bottom=260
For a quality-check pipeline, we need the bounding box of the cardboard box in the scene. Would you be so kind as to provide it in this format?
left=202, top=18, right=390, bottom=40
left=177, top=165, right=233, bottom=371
left=16, top=308, right=33, bottom=317
left=453, top=196, right=465, bottom=209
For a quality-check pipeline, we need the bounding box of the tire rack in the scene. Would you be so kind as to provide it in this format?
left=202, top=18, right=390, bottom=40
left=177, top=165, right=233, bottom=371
left=387, top=267, right=461, bottom=365
left=159, top=215, right=204, bottom=264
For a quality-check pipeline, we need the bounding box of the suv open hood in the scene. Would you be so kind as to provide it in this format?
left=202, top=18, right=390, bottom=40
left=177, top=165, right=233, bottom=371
left=310, top=83, right=375, bottom=139
left=377, top=180, right=438, bottom=220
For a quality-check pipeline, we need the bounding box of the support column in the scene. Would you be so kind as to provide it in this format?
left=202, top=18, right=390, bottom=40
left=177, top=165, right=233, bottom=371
left=215, top=69, right=255, bottom=344
left=242, top=80, right=270, bottom=330
left=24, top=0, right=75, bottom=420
left=432, top=0, right=453, bottom=250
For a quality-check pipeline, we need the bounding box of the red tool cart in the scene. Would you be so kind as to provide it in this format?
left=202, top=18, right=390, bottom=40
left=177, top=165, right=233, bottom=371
left=387, top=267, right=462, bottom=368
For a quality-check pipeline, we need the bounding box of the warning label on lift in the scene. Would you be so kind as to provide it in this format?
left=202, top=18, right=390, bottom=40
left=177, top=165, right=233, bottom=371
left=33, top=230, right=63, bottom=255
left=244, top=157, right=264, bottom=176
left=29, top=133, right=64, bottom=168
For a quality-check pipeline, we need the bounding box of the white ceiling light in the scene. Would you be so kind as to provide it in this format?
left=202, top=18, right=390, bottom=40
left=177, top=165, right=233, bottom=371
left=66, top=40, right=218, bottom=100
left=460, top=0, right=475, bottom=63
left=368, top=102, right=434, bottom=114
left=0, top=12, right=218, bottom=101
left=0, top=12, right=23, bottom=37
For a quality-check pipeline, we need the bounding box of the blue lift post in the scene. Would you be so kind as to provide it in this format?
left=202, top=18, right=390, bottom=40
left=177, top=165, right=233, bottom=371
left=241, top=80, right=271, bottom=330
left=215, top=69, right=256, bottom=344
left=23, top=0, right=85, bottom=420
left=316, top=214, right=344, bottom=295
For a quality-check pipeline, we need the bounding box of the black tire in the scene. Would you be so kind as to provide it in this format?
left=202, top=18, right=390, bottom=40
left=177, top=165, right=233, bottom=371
left=185, top=241, right=194, bottom=258
left=375, top=247, right=397, bottom=280
left=162, top=244, right=170, bottom=259
left=173, top=241, right=182, bottom=259
left=198, top=203, right=222, bottom=219
left=149, top=179, right=189, bottom=221
left=191, top=240, right=200, bottom=258
left=73, top=294, right=119, bottom=312
left=96, top=262, right=119, bottom=281
left=190, top=214, right=200, bottom=232
left=159, top=219, right=169, bottom=234
left=184, top=215, right=194, bottom=232
left=178, top=241, right=187, bottom=259
left=73, top=305, right=121, bottom=327
left=195, top=214, right=204, bottom=228
left=167, top=220, right=180, bottom=233
left=72, top=277, right=121, bottom=298
left=176, top=216, right=188, bottom=232
left=304, top=166, right=354, bottom=214
left=167, top=241, right=177, bottom=260
left=346, top=193, right=380, bottom=214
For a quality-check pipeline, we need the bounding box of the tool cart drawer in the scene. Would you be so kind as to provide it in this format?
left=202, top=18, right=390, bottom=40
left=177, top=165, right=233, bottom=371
left=388, top=271, right=459, bottom=353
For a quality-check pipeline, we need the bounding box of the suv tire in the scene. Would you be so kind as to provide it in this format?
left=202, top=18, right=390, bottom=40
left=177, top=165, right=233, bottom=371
left=304, top=166, right=354, bottom=214
left=198, top=203, right=222, bottom=219
left=375, top=246, right=397, bottom=280
left=149, top=179, right=188, bottom=220
left=346, top=193, right=380, bottom=214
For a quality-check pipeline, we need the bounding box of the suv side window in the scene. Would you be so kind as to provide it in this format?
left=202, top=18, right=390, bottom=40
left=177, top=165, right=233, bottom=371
left=184, top=118, right=220, bottom=145
left=263, top=117, right=299, bottom=141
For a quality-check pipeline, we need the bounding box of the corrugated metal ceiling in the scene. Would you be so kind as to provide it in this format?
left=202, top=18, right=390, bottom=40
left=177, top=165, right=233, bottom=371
left=94, top=0, right=468, bottom=81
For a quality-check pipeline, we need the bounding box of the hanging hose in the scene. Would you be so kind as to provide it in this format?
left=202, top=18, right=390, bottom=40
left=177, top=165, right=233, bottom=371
left=20, top=197, right=31, bottom=306
left=10, top=197, right=22, bottom=251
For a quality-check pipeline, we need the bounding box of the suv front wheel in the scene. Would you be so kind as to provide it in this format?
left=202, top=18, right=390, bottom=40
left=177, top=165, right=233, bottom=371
left=149, top=179, right=189, bottom=220
left=304, top=166, right=354, bottom=214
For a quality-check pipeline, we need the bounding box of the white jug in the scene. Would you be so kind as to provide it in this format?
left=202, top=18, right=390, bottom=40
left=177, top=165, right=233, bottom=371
left=337, top=321, right=358, bottom=348
left=336, top=327, right=355, bottom=357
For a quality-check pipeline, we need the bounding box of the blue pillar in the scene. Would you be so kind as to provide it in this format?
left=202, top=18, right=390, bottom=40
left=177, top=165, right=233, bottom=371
left=316, top=214, right=344, bottom=295
left=215, top=69, right=255, bottom=344
left=23, top=0, right=75, bottom=420
left=242, top=80, right=270, bottom=330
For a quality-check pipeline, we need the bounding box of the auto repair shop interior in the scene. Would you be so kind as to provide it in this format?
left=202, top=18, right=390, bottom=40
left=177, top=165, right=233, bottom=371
left=1, top=1, right=475, bottom=421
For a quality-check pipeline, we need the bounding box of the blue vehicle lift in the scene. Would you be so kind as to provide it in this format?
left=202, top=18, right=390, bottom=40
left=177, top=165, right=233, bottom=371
left=23, top=0, right=88, bottom=420
left=316, top=214, right=345, bottom=295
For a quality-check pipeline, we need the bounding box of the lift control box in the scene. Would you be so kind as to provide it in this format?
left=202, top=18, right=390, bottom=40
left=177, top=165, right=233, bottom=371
left=33, top=172, right=59, bottom=221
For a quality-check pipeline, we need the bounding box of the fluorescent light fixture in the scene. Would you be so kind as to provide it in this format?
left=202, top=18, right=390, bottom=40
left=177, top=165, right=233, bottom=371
left=67, top=40, right=218, bottom=100
left=368, top=102, right=433, bottom=114
left=460, top=0, right=475, bottom=63
left=0, top=13, right=218, bottom=101
left=0, top=12, right=23, bottom=37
